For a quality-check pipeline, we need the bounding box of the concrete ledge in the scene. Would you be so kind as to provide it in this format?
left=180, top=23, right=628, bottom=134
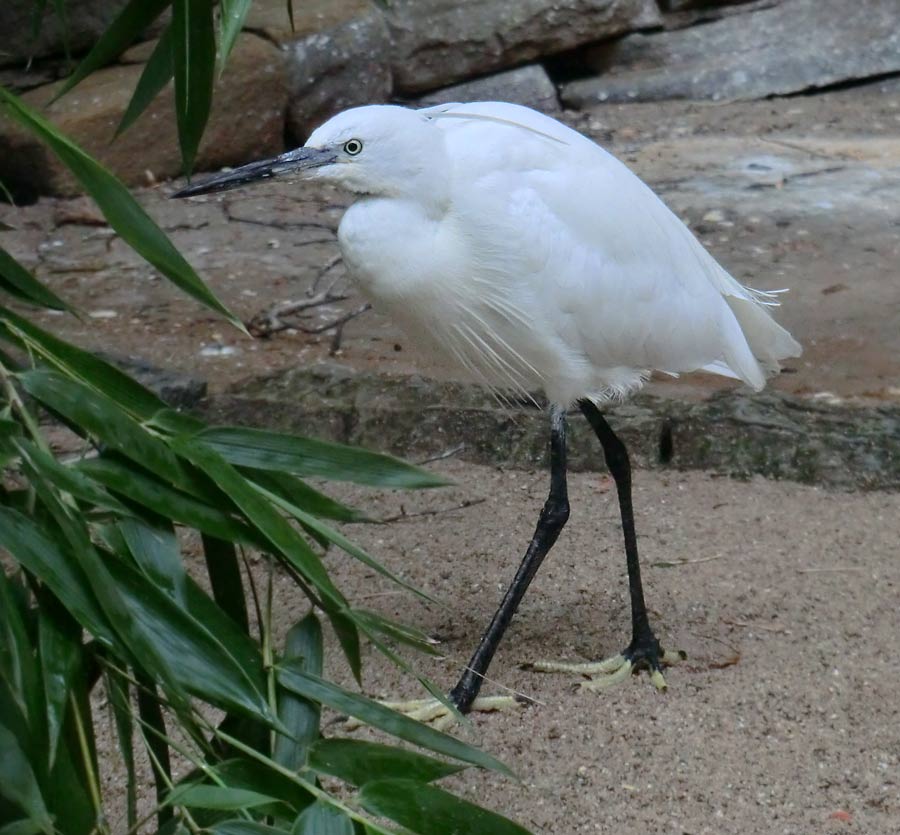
left=200, top=364, right=900, bottom=491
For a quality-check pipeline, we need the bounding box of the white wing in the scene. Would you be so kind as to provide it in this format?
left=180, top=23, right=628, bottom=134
left=428, top=102, right=801, bottom=395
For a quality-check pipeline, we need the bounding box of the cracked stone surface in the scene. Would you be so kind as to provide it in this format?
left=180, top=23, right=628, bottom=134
left=562, top=0, right=900, bottom=105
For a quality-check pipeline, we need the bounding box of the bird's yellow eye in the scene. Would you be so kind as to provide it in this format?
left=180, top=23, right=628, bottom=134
left=343, top=139, right=363, bottom=156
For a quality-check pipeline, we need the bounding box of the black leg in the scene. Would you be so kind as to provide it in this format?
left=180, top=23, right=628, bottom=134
left=449, top=404, right=570, bottom=712
left=578, top=400, right=683, bottom=677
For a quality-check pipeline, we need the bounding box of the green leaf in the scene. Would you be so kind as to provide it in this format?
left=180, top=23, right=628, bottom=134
left=198, top=426, right=451, bottom=488
left=292, top=800, right=353, bottom=835
left=20, top=370, right=189, bottom=488
left=103, top=550, right=273, bottom=723
left=360, top=780, right=532, bottom=835
left=172, top=0, right=216, bottom=174
left=0, top=819, right=49, bottom=835
left=209, top=759, right=314, bottom=816
left=104, top=668, right=137, bottom=830
left=168, top=785, right=284, bottom=812
left=0, top=304, right=166, bottom=421
left=350, top=610, right=440, bottom=657
left=0, top=508, right=116, bottom=649
left=308, top=739, right=464, bottom=787
left=0, top=571, right=43, bottom=758
left=245, top=469, right=369, bottom=523
left=276, top=666, right=511, bottom=775
left=212, top=822, right=283, bottom=835
left=14, top=438, right=131, bottom=517
left=37, top=601, right=82, bottom=770
left=53, top=0, right=172, bottom=100
left=0, top=91, right=245, bottom=330
left=327, top=610, right=362, bottom=684
left=0, top=722, right=53, bottom=834
left=0, top=246, right=71, bottom=311
left=77, top=456, right=260, bottom=547
left=274, top=614, right=323, bottom=771
left=253, top=478, right=433, bottom=604
left=219, top=0, right=253, bottom=69
left=119, top=516, right=188, bottom=606
left=201, top=534, right=249, bottom=635
left=116, top=24, right=174, bottom=137
left=169, top=436, right=348, bottom=612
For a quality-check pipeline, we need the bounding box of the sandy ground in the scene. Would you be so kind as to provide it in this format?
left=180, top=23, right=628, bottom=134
left=298, top=460, right=900, bottom=835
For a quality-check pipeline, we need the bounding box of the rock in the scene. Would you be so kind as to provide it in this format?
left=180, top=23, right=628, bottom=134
left=658, top=0, right=765, bottom=11
left=416, top=64, right=560, bottom=113
left=0, top=33, right=288, bottom=199
left=0, top=0, right=129, bottom=66
left=562, top=0, right=900, bottom=105
left=246, top=0, right=391, bottom=143
left=384, top=0, right=662, bottom=95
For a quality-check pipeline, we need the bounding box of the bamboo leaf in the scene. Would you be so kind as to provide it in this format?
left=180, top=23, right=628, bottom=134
left=20, top=370, right=190, bottom=489
left=14, top=438, right=131, bottom=517
left=0, top=304, right=166, bottom=420
left=0, top=722, right=53, bottom=834
left=359, top=779, right=531, bottom=835
left=0, top=246, right=71, bottom=311
left=276, top=666, right=511, bottom=775
left=253, top=479, right=433, bottom=604
left=351, top=610, right=441, bottom=657
left=0, top=508, right=117, bottom=649
left=209, top=759, right=315, bottom=815
left=212, top=822, right=282, bottom=835
left=77, top=456, right=261, bottom=547
left=274, top=613, right=323, bottom=771
left=201, top=534, right=249, bottom=635
left=103, top=550, right=273, bottom=723
left=244, top=469, right=369, bottom=523
left=308, top=739, right=464, bottom=787
left=116, top=24, right=174, bottom=137
left=198, top=426, right=451, bottom=488
left=119, top=516, right=188, bottom=606
left=53, top=0, right=171, bottom=99
left=104, top=668, right=137, bottom=829
left=219, top=0, right=254, bottom=69
left=37, top=599, right=82, bottom=770
left=171, top=0, right=216, bottom=174
left=169, top=436, right=348, bottom=612
left=168, top=785, right=285, bottom=813
left=292, top=800, right=353, bottom=835
left=327, top=610, right=362, bottom=685
left=0, top=92, right=245, bottom=330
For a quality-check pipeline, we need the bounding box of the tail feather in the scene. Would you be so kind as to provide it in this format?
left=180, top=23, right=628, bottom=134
left=725, top=296, right=802, bottom=374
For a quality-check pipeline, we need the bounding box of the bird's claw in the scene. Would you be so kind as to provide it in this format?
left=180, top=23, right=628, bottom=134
left=344, top=694, right=521, bottom=732
left=529, top=645, right=685, bottom=692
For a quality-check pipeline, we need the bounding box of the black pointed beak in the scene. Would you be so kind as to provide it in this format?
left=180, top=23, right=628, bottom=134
left=171, top=146, right=337, bottom=198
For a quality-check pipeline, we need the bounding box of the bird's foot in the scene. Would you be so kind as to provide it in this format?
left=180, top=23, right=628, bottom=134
left=344, top=695, right=521, bottom=732
left=528, top=633, right=685, bottom=692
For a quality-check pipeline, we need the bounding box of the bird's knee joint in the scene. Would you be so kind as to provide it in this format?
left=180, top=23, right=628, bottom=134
left=542, top=500, right=569, bottom=529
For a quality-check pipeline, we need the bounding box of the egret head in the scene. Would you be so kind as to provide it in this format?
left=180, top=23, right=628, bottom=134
left=172, top=105, right=445, bottom=201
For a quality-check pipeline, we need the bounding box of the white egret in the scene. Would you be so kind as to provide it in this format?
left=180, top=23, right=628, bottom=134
left=175, top=102, right=801, bottom=716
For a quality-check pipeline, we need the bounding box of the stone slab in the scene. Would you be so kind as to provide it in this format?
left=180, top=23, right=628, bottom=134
left=562, top=0, right=900, bottom=105
left=384, top=0, right=662, bottom=94
left=415, top=64, right=561, bottom=113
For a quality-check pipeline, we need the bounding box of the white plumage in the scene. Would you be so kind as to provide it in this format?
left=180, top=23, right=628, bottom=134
left=304, top=101, right=801, bottom=407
